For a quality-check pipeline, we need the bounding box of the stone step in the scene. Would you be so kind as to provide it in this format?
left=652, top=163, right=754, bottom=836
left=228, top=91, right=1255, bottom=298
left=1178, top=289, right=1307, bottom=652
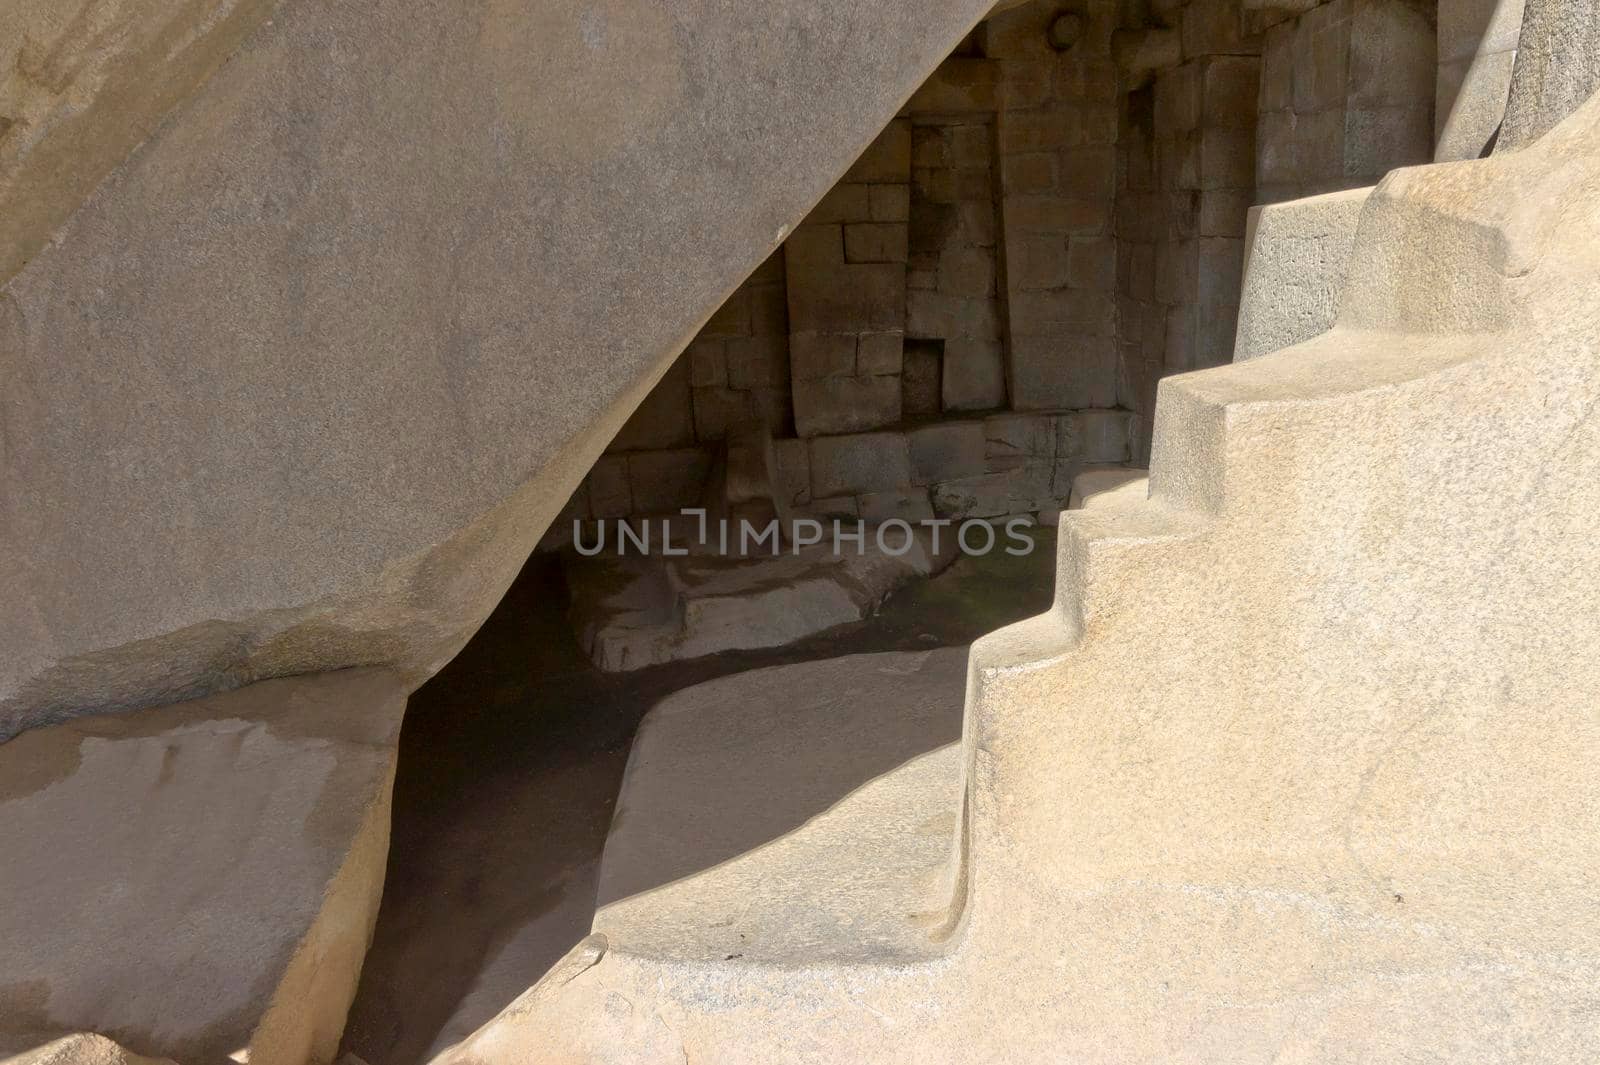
left=592, top=649, right=969, bottom=964
left=565, top=531, right=957, bottom=672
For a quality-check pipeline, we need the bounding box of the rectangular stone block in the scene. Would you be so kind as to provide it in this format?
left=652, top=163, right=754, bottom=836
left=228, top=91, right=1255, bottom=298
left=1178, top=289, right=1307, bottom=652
left=1197, top=237, right=1246, bottom=307
left=1008, top=289, right=1116, bottom=337
left=1201, top=56, right=1263, bottom=128
left=902, top=339, right=943, bottom=417
left=868, top=184, right=911, bottom=222
left=749, top=281, right=789, bottom=335
left=1004, top=235, right=1068, bottom=292
left=1259, top=23, right=1295, bottom=112
left=692, top=385, right=757, bottom=441
left=912, top=125, right=948, bottom=168
left=1343, top=104, right=1432, bottom=180
left=1198, top=189, right=1253, bottom=237
left=844, top=223, right=910, bottom=264
left=906, top=58, right=999, bottom=113
left=1067, top=236, right=1116, bottom=291
left=726, top=334, right=790, bottom=390
left=805, top=182, right=871, bottom=226
left=1001, top=152, right=1056, bottom=194
left=1059, top=409, right=1134, bottom=465
left=1057, top=146, right=1116, bottom=198
left=942, top=335, right=1007, bottom=412
left=1004, top=195, right=1108, bottom=235
left=908, top=421, right=986, bottom=485
left=938, top=247, right=997, bottom=299
left=984, top=413, right=1057, bottom=472
left=857, top=331, right=904, bottom=376
left=588, top=455, right=632, bottom=519
left=1292, top=0, right=1353, bottom=113
left=931, top=469, right=1056, bottom=520
left=959, top=202, right=997, bottom=247
left=790, top=332, right=857, bottom=380
left=784, top=224, right=844, bottom=274
left=688, top=339, right=727, bottom=389
left=1199, top=127, right=1257, bottom=190
left=906, top=290, right=1002, bottom=340
left=809, top=431, right=912, bottom=497
left=771, top=437, right=811, bottom=508
left=858, top=488, right=936, bottom=524
left=1348, top=0, right=1437, bottom=108
left=1154, top=63, right=1202, bottom=133
left=1163, top=303, right=1197, bottom=372
left=1181, top=0, right=1264, bottom=57
left=792, top=374, right=901, bottom=437
left=788, top=261, right=906, bottom=333
left=800, top=495, right=860, bottom=520
left=1010, top=333, right=1118, bottom=410
left=628, top=448, right=713, bottom=513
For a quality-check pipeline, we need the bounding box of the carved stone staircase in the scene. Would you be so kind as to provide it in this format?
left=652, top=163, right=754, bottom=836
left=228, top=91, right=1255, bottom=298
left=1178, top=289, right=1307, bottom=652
left=432, top=87, right=1600, bottom=1065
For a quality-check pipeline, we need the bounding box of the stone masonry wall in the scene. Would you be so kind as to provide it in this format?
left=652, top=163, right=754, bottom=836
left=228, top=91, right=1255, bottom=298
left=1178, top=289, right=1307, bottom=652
left=549, top=0, right=1445, bottom=537
left=989, top=0, right=1123, bottom=412
left=1116, top=5, right=1262, bottom=463
left=1256, top=0, right=1437, bottom=203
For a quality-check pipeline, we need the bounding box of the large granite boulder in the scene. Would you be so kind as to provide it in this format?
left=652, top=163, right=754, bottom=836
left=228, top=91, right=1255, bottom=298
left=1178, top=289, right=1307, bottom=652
left=0, top=0, right=996, bottom=739
left=0, top=669, right=406, bottom=1065
left=1499, top=0, right=1600, bottom=148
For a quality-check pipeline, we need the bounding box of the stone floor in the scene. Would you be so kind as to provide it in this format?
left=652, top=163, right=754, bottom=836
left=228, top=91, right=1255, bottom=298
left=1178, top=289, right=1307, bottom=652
left=340, top=530, right=1057, bottom=1065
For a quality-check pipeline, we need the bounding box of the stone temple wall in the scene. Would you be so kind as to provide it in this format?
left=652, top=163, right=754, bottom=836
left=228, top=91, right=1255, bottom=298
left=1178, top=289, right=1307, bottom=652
left=546, top=0, right=1454, bottom=536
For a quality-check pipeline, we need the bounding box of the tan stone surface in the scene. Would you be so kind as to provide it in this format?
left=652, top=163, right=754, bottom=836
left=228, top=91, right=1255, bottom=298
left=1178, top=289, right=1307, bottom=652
left=1435, top=0, right=1526, bottom=161
left=0, top=670, right=406, bottom=1065
left=595, top=650, right=967, bottom=963
left=1233, top=186, right=1373, bottom=361
left=433, top=87, right=1600, bottom=1065
left=1499, top=0, right=1600, bottom=149
left=0, top=0, right=999, bottom=740
left=2, top=1035, right=173, bottom=1065
left=0, top=0, right=279, bottom=283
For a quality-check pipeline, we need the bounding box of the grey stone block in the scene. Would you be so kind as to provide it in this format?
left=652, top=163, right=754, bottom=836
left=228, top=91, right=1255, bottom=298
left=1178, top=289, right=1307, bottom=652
left=844, top=223, right=910, bottom=264
left=628, top=448, right=714, bottom=514
left=791, top=332, right=858, bottom=380
left=726, top=335, right=789, bottom=390
left=858, top=488, right=936, bottom=524
left=809, top=431, right=912, bottom=497
left=984, top=413, right=1057, bottom=473
left=857, top=332, right=905, bottom=376
left=868, top=184, right=912, bottom=222
left=908, top=421, right=986, bottom=485
left=589, top=455, right=633, bottom=519
left=942, top=335, right=1008, bottom=412
left=793, top=375, right=902, bottom=437
left=771, top=437, right=811, bottom=508
left=688, top=339, right=727, bottom=389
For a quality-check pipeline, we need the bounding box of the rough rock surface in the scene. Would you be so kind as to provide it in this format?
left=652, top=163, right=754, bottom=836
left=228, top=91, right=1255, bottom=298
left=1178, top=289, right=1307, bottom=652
left=1233, top=186, right=1372, bottom=362
left=0, top=0, right=998, bottom=740
left=2, top=1035, right=174, bottom=1065
left=0, top=0, right=280, bottom=283
left=1499, top=0, right=1600, bottom=149
left=1435, top=0, right=1526, bottom=161
left=0, top=669, right=406, bottom=1065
